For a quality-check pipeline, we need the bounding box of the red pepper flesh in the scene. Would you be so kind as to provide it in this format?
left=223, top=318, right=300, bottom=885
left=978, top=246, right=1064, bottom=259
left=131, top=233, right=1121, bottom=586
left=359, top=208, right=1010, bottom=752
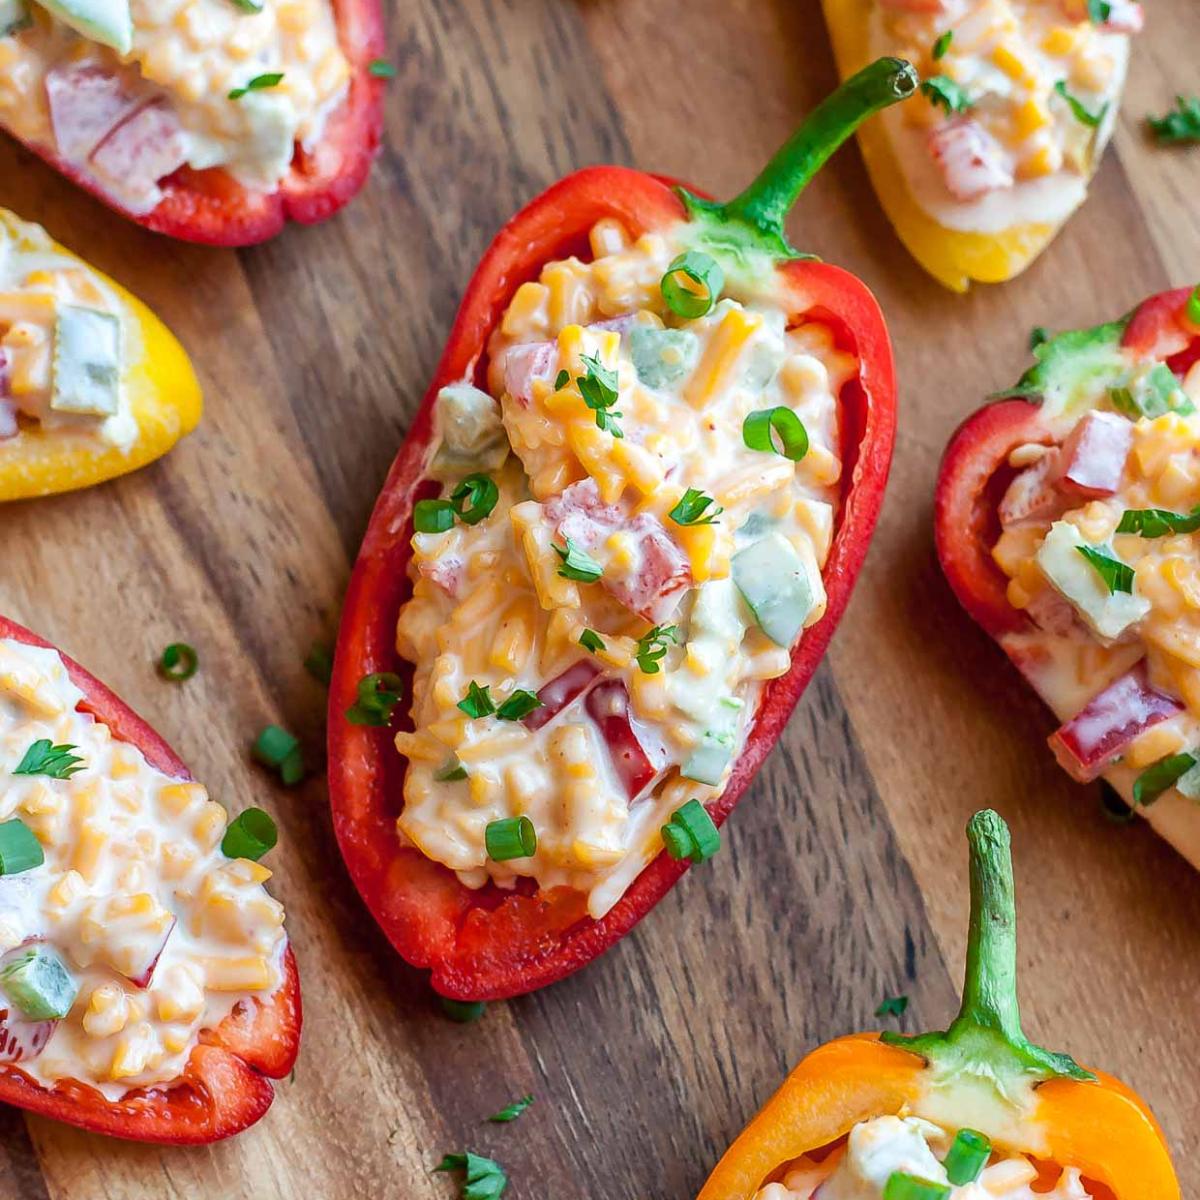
left=0, top=616, right=301, bottom=1143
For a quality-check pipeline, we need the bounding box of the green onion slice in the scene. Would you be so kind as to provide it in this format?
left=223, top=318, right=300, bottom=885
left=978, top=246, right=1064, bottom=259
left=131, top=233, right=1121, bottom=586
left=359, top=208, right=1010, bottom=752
left=450, top=474, right=499, bottom=526
left=368, top=58, right=396, bottom=78
left=439, top=996, right=486, bottom=1022
left=228, top=71, right=284, bottom=99
left=579, top=629, right=605, bottom=654
left=158, top=643, right=198, bottom=682
left=661, top=799, right=720, bottom=863
left=554, top=538, right=603, bottom=582
left=304, top=641, right=334, bottom=685
left=346, top=672, right=404, bottom=726
left=496, top=690, right=543, bottom=721
left=434, top=756, right=468, bottom=782
left=660, top=251, right=724, bottom=320
left=485, top=816, right=537, bottom=861
left=883, top=1173, right=951, bottom=1200
left=932, top=30, right=952, bottom=59
left=222, top=808, right=278, bottom=861
left=413, top=498, right=456, bottom=534
left=944, top=1129, right=992, bottom=1186
left=253, top=725, right=305, bottom=787
left=743, top=407, right=809, bottom=462
left=1188, top=285, right=1200, bottom=327
left=0, top=819, right=44, bottom=876
left=457, top=681, right=496, bottom=719
left=669, top=487, right=722, bottom=526
left=1076, top=544, right=1134, bottom=594
left=1055, top=79, right=1107, bottom=128
left=1133, top=752, right=1196, bottom=808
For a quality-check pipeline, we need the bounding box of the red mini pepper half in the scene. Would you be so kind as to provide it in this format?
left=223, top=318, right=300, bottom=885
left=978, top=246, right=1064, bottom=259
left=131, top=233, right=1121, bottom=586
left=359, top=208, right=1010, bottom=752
left=0, top=616, right=301, bottom=1143
left=10, top=0, right=386, bottom=246
left=329, top=60, right=915, bottom=1000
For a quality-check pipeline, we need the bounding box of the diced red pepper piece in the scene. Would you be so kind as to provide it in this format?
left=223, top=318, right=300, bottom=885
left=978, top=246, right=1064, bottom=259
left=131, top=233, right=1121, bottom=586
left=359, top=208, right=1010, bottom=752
left=44, top=64, right=147, bottom=163
left=416, top=554, right=465, bottom=599
left=998, top=449, right=1064, bottom=526
left=90, top=103, right=188, bottom=206
left=1048, top=666, right=1183, bottom=782
left=124, top=916, right=177, bottom=989
left=584, top=679, right=663, bottom=799
left=1053, top=410, right=1131, bottom=498
left=500, top=342, right=557, bottom=407
left=0, top=1008, right=56, bottom=1064
left=0, top=350, right=14, bottom=441
left=929, top=118, right=1014, bottom=202
left=524, top=660, right=599, bottom=731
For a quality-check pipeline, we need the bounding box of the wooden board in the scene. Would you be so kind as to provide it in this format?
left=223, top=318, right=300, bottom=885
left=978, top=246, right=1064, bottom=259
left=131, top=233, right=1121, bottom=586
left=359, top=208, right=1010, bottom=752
left=2, top=0, right=1199, bottom=1195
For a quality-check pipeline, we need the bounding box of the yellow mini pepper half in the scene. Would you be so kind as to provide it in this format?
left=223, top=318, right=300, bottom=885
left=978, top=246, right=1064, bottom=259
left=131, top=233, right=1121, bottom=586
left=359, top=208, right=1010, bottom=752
left=822, top=0, right=1066, bottom=292
left=697, top=811, right=1179, bottom=1200
left=0, top=210, right=201, bottom=503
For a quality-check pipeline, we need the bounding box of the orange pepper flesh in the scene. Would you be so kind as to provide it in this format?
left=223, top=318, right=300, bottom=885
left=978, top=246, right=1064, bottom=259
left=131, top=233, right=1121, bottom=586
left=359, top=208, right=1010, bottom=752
left=696, top=813, right=1181, bottom=1200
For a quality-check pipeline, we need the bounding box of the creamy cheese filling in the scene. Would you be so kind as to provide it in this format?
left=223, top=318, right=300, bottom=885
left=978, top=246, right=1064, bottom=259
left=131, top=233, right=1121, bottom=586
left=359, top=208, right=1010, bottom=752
left=990, top=328, right=1200, bottom=862
left=0, top=209, right=137, bottom=451
left=752, top=1116, right=1093, bottom=1200
left=393, top=218, right=851, bottom=919
left=869, top=0, right=1135, bottom=234
left=0, top=0, right=350, bottom=213
left=0, top=638, right=287, bottom=1100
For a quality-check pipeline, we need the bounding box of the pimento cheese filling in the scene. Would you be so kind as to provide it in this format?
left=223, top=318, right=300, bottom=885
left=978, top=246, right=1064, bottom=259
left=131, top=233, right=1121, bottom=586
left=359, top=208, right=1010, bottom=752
left=0, top=638, right=287, bottom=1100
left=752, top=1116, right=1093, bottom=1199
left=990, top=320, right=1200, bottom=851
left=394, top=218, right=853, bottom=920
left=871, top=0, right=1139, bottom=233
left=0, top=210, right=137, bottom=450
left=0, top=0, right=350, bottom=214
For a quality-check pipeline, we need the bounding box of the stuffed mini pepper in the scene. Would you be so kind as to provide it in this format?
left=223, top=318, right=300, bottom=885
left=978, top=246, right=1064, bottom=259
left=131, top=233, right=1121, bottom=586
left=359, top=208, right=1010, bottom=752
left=823, top=0, right=1142, bottom=291
left=697, top=810, right=1179, bottom=1200
left=0, top=617, right=299, bottom=1141
left=330, top=61, right=912, bottom=999
left=0, top=208, right=201, bottom=501
left=0, top=0, right=384, bottom=244
left=938, top=286, right=1200, bottom=866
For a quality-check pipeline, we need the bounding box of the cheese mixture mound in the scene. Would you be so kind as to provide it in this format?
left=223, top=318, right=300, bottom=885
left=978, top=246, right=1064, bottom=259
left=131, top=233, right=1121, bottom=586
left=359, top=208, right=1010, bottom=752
left=393, top=217, right=853, bottom=919
left=0, top=210, right=137, bottom=452
left=753, top=1116, right=1093, bottom=1200
left=872, top=0, right=1139, bottom=233
left=0, top=0, right=350, bottom=214
left=0, top=638, right=288, bottom=1100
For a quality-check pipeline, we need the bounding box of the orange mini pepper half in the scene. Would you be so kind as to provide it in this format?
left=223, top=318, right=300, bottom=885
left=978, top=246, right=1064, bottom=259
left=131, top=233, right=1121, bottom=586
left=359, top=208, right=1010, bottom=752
left=0, top=210, right=201, bottom=503
left=697, top=810, right=1179, bottom=1200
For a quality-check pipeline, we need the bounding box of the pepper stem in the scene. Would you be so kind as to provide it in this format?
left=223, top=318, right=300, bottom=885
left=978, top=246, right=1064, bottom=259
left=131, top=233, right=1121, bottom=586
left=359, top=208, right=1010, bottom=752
left=679, top=57, right=918, bottom=262
left=883, top=811, right=1094, bottom=1093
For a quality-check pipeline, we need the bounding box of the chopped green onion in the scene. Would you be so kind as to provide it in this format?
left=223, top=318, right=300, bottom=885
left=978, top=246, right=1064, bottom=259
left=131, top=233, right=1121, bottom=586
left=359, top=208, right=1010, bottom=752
left=346, top=672, right=404, bottom=726
left=368, top=58, right=396, bottom=78
left=495, top=690, right=543, bottom=721
left=229, top=0, right=264, bottom=11
left=434, top=756, right=468, bottom=782
left=450, top=474, right=499, bottom=526
left=0, top=945, right=77, bottom=1020
left=253, top=725, right=305, bottom=786
left=439, top=996, right=486, bottom=1023
left=1076, top=544, right=1134, bottom=594
left=13, top=740, right=83, bottom=780
left=1133, top=752, right=1196, bottom=808
left=0, top=819, right=44, bottom=876
left=635, top=624, right=678, bottom=675
left=304, top=641, right=334, bottom=685
left=158, top=642, right=198, bottom=682
left=932, top=30, right=952, bottom=59
left=660, top=251, right=724, bottom=320
left=222, top=808, right=278, bottom=861
left=875, top=995, right=908, bottom=1018
left=554, top=538, right=603, bottom=582
left=669, top=487, right=723, bottom=526
left=487, top=1093, right=534, bottom=1123
left=228, top=71, right=284, bottom=99
left=485, top=816, right=537, bottom=861
left=1188, top=285, right=1200, bottom=327
left=1055, top=80, right=1107, bottom=128
left=577, top=353, right=623, bottom=438
left=1099, top=781, right=1136, bottom=825
left=883, top=1173, right=951, bottom=1200
left=413, top=498, right=455, bottom=533
left=434, top=1152, right=507, bottom=1200
left=457, top=681, right=496, bottom=719
left=921, top=75, right=971, bottom=114
left=579, top=629, right=605, bottom=654
left=944, top=1129, right=992, bottom=1186
left=743, top=407, right=808, bottom=462
left=661, top=799, right=720, bottom=864
left=1116, top=505, right=1200, bottom=537
left=1086, top=0, right=1111, bottom=20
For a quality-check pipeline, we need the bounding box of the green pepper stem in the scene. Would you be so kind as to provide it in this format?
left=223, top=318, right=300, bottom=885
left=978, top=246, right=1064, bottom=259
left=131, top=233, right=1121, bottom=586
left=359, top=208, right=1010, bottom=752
left=882, top=810, right=1094, bottom=1089
left=680, top=57, right=918, bottom=261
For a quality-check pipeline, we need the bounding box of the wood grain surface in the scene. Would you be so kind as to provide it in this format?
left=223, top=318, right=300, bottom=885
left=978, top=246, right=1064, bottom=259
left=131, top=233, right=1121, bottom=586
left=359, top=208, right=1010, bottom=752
left=2, top=1, right=1199, bottom=1196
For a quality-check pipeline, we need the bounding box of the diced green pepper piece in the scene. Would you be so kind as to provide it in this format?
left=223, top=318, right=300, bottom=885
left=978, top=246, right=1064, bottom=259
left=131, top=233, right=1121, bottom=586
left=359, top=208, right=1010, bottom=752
left=630, top=327, right=698, bottom=389
left=1110, top=363, right=1194, bottom=419
left=731, top=532, right=817, bottom=647
left=681, top=731, right=734, bottom=786
left=430, top=383, right=509, bottom=478
left=33, top=0, right=132, bottom=53
left=0, top=945, right=77, bottom=1020
left=0, top=819, right=43, bottom=876
left=51, top=304, right=121, bottom=418
left=0, top=0, right=31, bottom=35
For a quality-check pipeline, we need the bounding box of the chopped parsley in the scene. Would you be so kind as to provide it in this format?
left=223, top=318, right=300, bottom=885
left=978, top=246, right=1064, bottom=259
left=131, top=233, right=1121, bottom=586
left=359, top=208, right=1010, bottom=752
left=1055, top=80, right=1107, bottom=128
left=434, top=1152, right=508, bottom=1200
left=875, top=995, right=909, bottom=1019
left=495, top=690, right=543, bottom=721
left=579, top=629, right=605, bottom=654
left=668, top=488, right=723, bottom=527
left=13, top=740, right=83, bottom=780
left=635, top=625, right=678, bottom=675
left=576, top=353, right=623, bottom=437
left=457, top=681, right=496, bottom=719
left=1087, top=0, right=1112, bottom=19
left=346, top=672, right=404, bottom=726
left=1076, top=544, right=1134, bottom=594
left=487, top=1094, right=534, bottom=1123
left=1116, top=505, right=1200, bottom=537
left=1148, top=96, right=1200, bottom=145
left=228, top=72, right=284, bottom=100
left=553, top=538, right=603, bottom=582
left=921, top=75, right=971, bottom=115
left=932, top=31, right=953, bottom=60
